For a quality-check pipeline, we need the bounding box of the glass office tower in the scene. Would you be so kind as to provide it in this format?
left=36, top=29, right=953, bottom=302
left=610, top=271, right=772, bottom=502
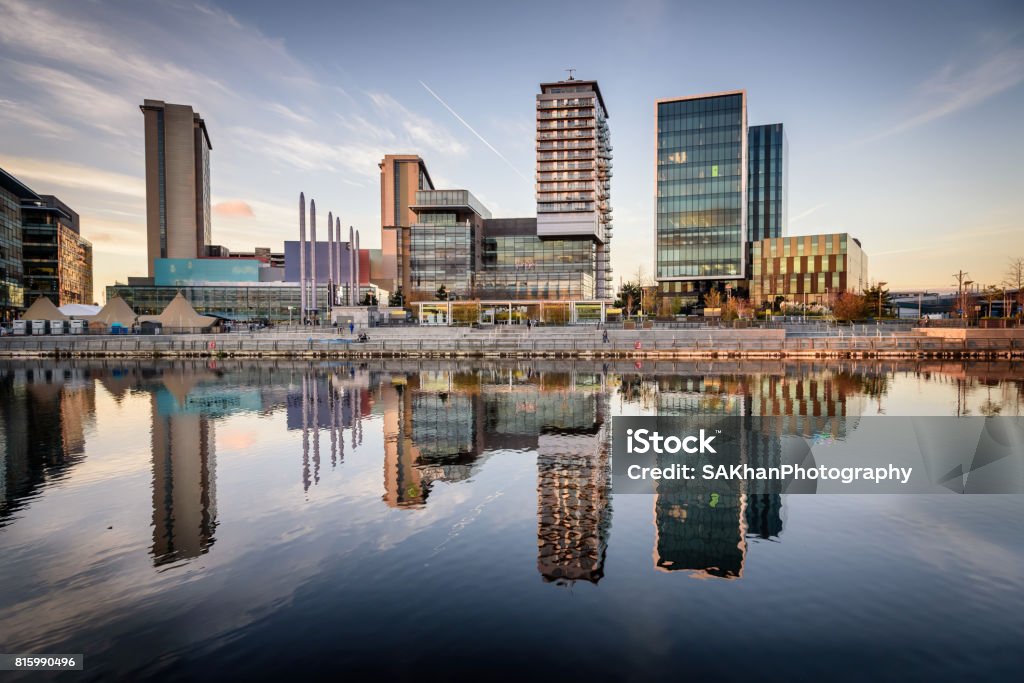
left=655, top=91, right=747, bottom=302
left=747, top=123, right=787, bottom=243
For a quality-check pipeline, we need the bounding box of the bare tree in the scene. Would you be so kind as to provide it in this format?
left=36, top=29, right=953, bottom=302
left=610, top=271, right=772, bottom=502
left=1005, top=258, right=1024, bottom=317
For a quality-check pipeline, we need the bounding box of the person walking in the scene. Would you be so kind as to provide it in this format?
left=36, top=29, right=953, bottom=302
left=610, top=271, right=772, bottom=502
left=602, top=329, right=609, bottom=344
left=349, top=321, right=355, bottom=335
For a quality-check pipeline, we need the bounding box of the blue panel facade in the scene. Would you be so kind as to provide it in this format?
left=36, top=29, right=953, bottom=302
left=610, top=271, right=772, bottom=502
left=154, top=258, right=261, bottom=285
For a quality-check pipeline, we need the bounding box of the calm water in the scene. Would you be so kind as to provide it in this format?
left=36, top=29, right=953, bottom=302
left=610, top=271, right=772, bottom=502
left=1, top=359, right=1022, bottom=681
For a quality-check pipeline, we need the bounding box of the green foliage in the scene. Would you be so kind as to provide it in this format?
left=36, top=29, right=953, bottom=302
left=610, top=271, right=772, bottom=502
left=616, top=281, right=642, bottom=316
left=863, top=284, right=891, bottom=317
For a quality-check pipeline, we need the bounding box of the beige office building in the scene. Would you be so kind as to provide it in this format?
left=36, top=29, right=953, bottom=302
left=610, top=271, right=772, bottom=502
left=140, top=100, right=213, bottom=276
left=378, top=154, right=434, bottom=297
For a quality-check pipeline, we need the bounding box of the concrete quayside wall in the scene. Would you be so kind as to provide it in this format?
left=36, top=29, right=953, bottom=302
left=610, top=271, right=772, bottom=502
left=1, top=327, right=1022, bottom=359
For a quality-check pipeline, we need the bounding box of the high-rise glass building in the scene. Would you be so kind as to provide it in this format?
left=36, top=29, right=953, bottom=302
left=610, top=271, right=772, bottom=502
left=747, top=123, right=787, bottom=243
left=0, top=167, right=34, bottom=321
left=536, top=77, right=612, bottom=298
left=140, top=100, right=212, bottom=277
left=656, top=91, right=748, bottom=302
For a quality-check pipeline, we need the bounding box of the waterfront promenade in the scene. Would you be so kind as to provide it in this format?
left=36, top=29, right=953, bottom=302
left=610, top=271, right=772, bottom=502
left=2, top=325, right=1022, bottom=360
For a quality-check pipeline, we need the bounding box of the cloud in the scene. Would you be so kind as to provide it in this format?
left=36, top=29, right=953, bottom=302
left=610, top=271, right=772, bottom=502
left=418, top=81, right=530, bottom=183
left=790, top=202, right=828, bottom=224
left=0, top=0, right=229, bottom=98
left=265, top=102, right=312, bottom=125
left=0, top=155, right=144, bottom=197
left=213, top=200, right=256, bottom=218
left=226, top=126, right=384, bottom=178
left=862, top=41, right=1024, bottom=144
left=368, top=91, right=468, bottom=157
left=0, top=98, right=72, bottom=139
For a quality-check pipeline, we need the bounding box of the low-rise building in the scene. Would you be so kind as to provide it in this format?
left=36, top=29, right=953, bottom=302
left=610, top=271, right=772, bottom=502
left=750, top=233, right=867, bottom=307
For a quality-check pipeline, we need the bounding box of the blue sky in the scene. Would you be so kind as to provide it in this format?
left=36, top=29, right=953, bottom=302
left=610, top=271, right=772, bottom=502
left=1, top=0, right=1022, bottom=301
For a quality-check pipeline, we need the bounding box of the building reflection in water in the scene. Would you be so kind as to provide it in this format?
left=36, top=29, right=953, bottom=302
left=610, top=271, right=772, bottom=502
left=375, top=364, right=613, bottom=584
left=0, top=365, right=95, bottom=525
left=286, top=365, right=370, bottom=492
left=150, top=369, right=218, bottom=566
left=642, top=366, right=892, bottom=578
left=2, top=358, right=970, bottom=578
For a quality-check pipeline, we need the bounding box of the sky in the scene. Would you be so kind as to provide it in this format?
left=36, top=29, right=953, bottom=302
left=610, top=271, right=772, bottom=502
left=1, top=0, right=1022, bottom=302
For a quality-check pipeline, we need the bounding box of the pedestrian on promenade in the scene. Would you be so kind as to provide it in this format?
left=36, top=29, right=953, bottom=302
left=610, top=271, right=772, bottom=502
left=349, top=321, right=355, bottom=335
left=602, top=329, right=609, bottom=344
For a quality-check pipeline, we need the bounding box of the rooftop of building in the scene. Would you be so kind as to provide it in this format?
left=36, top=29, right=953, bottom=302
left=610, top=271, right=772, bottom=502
left=655, top=89, right=746, bottom=105
left=539, top=78, right=608, bottom=116
left=378, top=154, right=435, bottom=191
left=0, top=166, right=39, bottom=200
left=139, top=99, right=212, bottom=150
left=412, top=189, right=492, bottom=219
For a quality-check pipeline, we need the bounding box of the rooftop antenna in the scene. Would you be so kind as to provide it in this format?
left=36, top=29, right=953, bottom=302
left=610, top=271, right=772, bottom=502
left=565, top=68, right=576, bottom=81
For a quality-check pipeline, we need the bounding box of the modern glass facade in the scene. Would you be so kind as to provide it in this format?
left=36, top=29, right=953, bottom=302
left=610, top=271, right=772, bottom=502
left=750, top=233, right=868, bottom=306
left=478, top=232, right=596, bottom=300
left=107, top=283, right=335, bottom=321
left=408, top=190, right=487, bottom=299
left=21, top=196, right=93, bottom=306
left=747, top=124, right=787, bottom=243
left=656, top=92, right=747, bottom=287
left=0, top=168, right=35, bottom=321
left=409, top=220, right=476, bottom=297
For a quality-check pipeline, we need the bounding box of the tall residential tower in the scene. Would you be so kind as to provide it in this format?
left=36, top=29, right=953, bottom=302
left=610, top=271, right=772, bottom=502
left=140, top=100, right=212, bottom=277
left=536, top=77, right=612, bottom=299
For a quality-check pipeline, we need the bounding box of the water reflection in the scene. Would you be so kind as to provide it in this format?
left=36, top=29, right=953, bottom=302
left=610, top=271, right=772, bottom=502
left=0, top=366, right=94, bottom=524
left=0, top=358, right=1022, bottom=581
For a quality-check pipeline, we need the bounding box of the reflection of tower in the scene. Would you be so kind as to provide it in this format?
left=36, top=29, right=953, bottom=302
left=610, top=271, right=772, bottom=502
left=536, top=387, right=611, bottom=585
left=654, top=487, right=746, bottom=579
left=381, top=376, right=426, bottom=508
left=150, top=391, right=217, bottom=566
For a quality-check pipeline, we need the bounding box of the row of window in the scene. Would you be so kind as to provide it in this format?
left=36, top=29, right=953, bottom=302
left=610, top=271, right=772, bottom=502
left=657, top=129, right=743, bottom=148
left=657, top=197, right=744, bottom=213
left=658, top=95, right=742, bottom=115
left=657, top=178, right=741, bottom=197
left=658, top=143, right=742, bottom=165
left=658, top=112, right=743, bottom=133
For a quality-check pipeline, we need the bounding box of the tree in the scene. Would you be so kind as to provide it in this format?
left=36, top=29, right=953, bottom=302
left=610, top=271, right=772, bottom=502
left=361, top=291, right=378, bottom=306
left=388, top=287, right=405, bottom=307
left=981, top=285, right=1002, bottom=318
left=863, top=284, right=891, bottom=318
left=616, top=281, right=642, bottom=317
left=833, top=292, right=866, bottom=321
left=702, top=289, right=723, bottom=312
left=435, top=285, right=448, bottom=301
left=1004, top=257, right=1024, bottom=317
left=721, top=296, right=751, bottom=322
